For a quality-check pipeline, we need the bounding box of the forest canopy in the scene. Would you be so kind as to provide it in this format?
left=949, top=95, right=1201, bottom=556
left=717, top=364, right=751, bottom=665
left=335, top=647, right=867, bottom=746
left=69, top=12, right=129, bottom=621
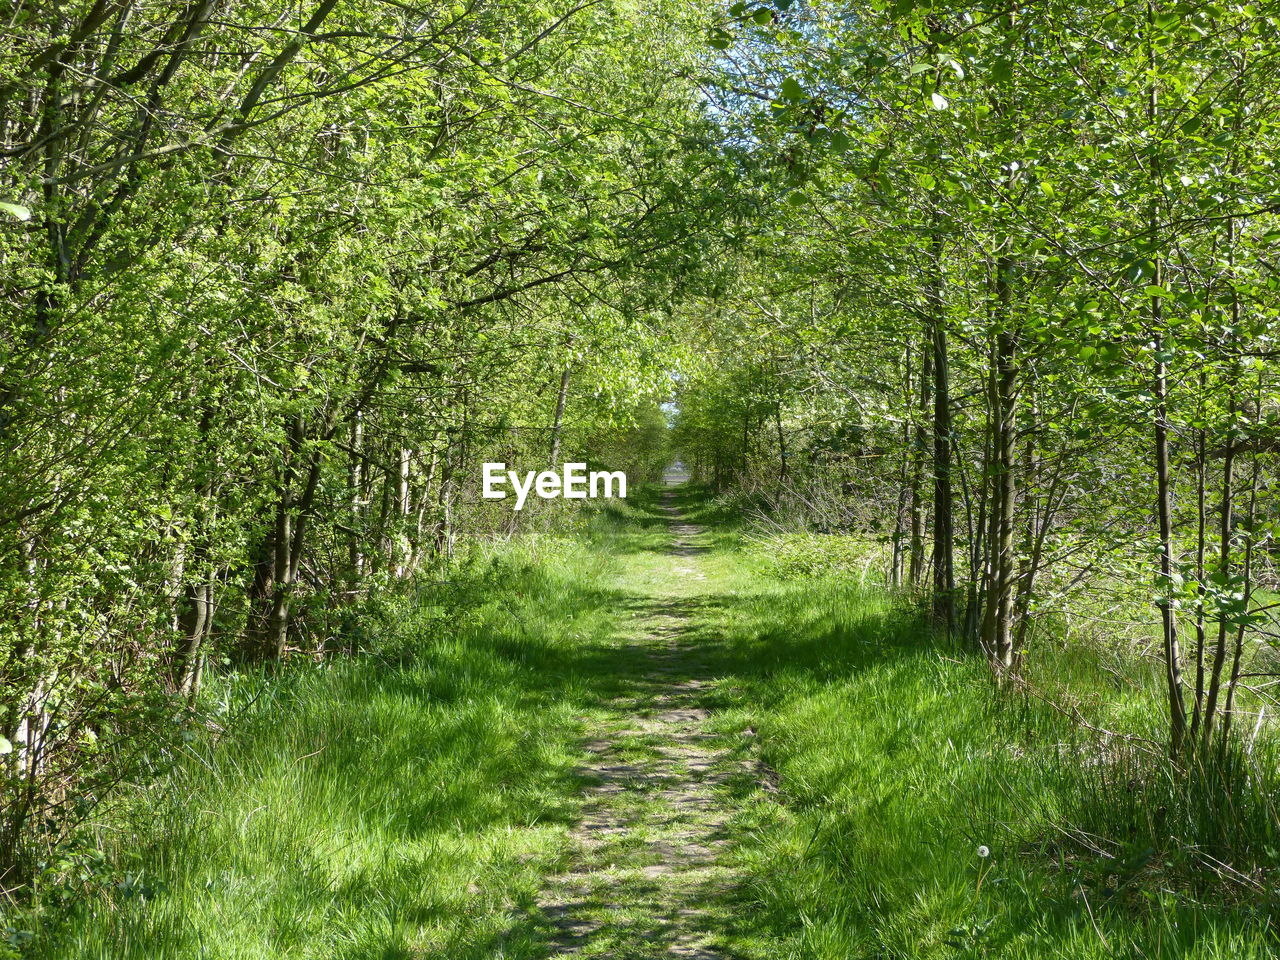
left=0, top=0, right=733, bottom=879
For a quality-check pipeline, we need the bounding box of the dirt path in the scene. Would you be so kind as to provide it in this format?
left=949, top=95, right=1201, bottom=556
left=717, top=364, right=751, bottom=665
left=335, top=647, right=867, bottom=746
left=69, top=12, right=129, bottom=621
left=538, top=496, right=736, bottom=958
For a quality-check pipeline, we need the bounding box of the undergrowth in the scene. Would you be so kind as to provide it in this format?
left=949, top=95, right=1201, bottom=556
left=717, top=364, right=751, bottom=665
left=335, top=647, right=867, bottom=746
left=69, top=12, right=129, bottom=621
left=704, top=515, right=1280, bottom=959
left=10, top=487, right=1278, bottom=960
left=12, top=529, right=626, bottom=960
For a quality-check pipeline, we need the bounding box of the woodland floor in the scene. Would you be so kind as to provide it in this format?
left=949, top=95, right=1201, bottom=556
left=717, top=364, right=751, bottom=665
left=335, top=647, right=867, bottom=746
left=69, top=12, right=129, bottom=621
left=26, top=486, right=1280, bottom=960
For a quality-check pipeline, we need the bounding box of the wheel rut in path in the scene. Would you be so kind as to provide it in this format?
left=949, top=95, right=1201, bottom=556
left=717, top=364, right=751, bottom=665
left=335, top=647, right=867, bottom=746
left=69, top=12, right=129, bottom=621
left=538, top=495, right=736, bottom=959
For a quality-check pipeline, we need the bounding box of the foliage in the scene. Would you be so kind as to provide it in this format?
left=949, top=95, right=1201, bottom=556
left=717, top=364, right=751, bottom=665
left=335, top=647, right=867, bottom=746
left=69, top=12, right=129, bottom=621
left=675, top=0, right=1280, bottom=762
left=6, top=0, right=1280, bottom=945
left=0, top=0, right=734, bottom=888
left=15, top=515, right=628, bottom=958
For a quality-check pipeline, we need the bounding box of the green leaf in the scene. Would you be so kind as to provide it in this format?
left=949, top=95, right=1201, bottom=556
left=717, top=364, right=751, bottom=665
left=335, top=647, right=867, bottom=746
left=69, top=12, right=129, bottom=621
left=910, top=63, right=933, bottom=75
left=781, top=77, right=805, bottom=101
left=829, top=129, right=850, bottom=153
left=0, top=736, right=12, bottom=755
left=0, top=201, right=30, bottom=221
left=753, top=7, right=773, bottom=24
left=868, top=144, right=891, bottom=173
left=991, top=59, right=1012, bottom=84
left=930, top=92, right=949, bottom=111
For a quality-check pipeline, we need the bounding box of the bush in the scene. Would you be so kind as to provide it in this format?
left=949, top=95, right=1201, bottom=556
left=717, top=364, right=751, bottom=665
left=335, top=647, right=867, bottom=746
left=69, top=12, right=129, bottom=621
left=747, top=532, right=887, bottom=585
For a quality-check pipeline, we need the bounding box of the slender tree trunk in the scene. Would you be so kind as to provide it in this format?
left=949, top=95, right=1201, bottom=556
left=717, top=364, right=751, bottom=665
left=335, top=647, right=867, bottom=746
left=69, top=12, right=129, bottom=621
left=1152, top=330, right=1187, bottom=757
left=929, top=232, right=955, bottom=630
left=175, top=549, right=214, bottom=697
left=374, top=438, right=395, bottom=573
left=252, top=416, right=326, bottom=661
left=891, top=389, right=910, bottom=587
left=1220, top=428, right=1261, bottom=745
left=549, top=364, right=570, bottom=467
left=909, top=332, right=932, bottom=587
left=408, top=436, right=439, bottom=571
left=774, top=400, right=787, bottom=482
left=347, top=408, right=365, bottom=588
left=394, top=447, right=411, bottom=576
left=264, top=467, right=293, bottom=660
left=1148, top=3, right=1186, bottom=756
left=1205, top=210, right=1246, bottom=749
left=1012, top=435, right=1065, bottom=656
left=174, top=404, right=217, bottom=696
left=1203, top=221, right=1244, bottom=748
left=1190, top=378, right=1208, bottom=745
left=1153, top=325, right=1187, bottom=756
left=397, top=449, right=411, bottom=517
left=1200, top=409, right=1235, bottom=747
left=981, top=255, right=1017, bottom=672
left=891, top=342, right=914, bottom=587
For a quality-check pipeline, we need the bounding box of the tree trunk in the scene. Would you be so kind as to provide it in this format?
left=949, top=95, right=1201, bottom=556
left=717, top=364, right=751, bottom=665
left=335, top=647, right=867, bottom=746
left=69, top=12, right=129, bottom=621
left=908, top=332, right=932, bottom=587
left=1200, top=413, right=1234, bottom=747
left=1154, top=337, right=1187, bottom=756
left=1190, top=378, right=1208, bottom=745
left=251, top=416, right=325, bottom=661
left=347, top=408, right=365, bottom=589
left=176, top=579, right=214, bottom=696
left=1148, top=4, right=1187, bottom=757
left=774, top=400, right=787, bottom=482
left=929, top=233, right=954, bottom=630
left=549, top=364, right=570, bottom=466
left=1220, top=432, right=1261, bottom=745
left=981, top=255, right=1018, bottom=672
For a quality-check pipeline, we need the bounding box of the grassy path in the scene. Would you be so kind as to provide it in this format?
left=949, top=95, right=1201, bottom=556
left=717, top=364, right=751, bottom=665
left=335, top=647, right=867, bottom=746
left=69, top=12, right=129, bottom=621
left=539, top=494, right=736, bottom=958
left=24, top=486, right=1280, bottom=959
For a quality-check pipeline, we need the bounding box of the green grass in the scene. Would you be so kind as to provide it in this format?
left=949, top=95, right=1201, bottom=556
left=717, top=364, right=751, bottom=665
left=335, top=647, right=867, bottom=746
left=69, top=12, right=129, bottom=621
left=19, top=517, right=668, bottom=960
left=15, top=485, right=1280, bottom=959
left=680, top=498, right=1280, bottom=959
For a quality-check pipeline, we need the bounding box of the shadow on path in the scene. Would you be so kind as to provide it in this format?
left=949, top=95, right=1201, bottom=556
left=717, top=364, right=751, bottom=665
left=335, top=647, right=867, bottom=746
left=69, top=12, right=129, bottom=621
left=535, top=493, right=739, bottom=959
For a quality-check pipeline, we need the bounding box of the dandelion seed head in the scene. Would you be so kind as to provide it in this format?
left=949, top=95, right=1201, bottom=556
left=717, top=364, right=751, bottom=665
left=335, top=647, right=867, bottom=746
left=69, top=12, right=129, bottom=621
left=977, top=845, right=990, bottom=858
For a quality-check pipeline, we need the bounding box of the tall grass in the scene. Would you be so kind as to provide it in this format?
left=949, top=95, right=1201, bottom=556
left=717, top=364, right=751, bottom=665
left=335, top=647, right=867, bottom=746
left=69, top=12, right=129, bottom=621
left=16, top=532, right=633, bottom=960
left=700, top=538, right=1280, bottom=959
left=12, top=488, right=1278, bottom=959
